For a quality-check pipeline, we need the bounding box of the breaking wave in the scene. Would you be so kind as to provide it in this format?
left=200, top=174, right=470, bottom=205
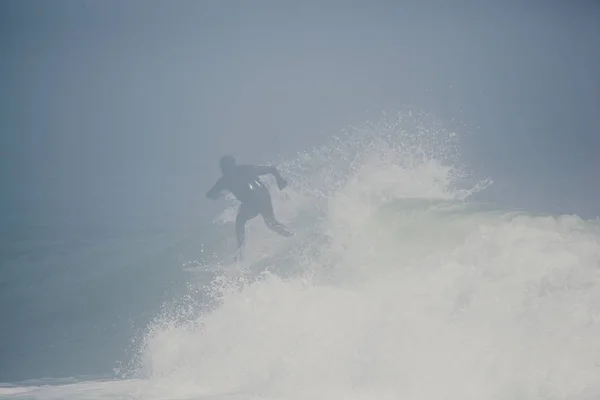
left=4, top=112, right=600, bottom=400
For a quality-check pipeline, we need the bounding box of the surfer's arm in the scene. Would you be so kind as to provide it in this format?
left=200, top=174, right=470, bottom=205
left=253, top=165, right=283, bottom=179
left=206, top=178, right=226, bottom=199
left=252, top=166, right=287, bottom=190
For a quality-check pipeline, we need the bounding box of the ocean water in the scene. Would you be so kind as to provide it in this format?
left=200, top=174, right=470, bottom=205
left=1, top=113, right=600, bottom=400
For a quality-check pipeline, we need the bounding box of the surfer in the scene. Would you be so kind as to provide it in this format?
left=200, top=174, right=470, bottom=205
left=206, top=155, right=293, bottom=255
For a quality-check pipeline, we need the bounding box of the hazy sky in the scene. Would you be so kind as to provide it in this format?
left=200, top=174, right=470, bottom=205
left=1, top=1, right=599, bottom=230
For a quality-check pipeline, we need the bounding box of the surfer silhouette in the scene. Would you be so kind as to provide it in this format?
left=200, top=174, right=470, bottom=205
left=206, top=155, right=293, bottom=257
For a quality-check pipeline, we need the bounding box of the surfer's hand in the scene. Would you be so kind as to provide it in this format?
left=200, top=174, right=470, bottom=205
left=276, top=177, right=287, bottom=190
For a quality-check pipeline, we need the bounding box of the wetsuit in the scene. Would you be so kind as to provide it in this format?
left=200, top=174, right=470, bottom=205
left=206, top=160, right=293, bottom=251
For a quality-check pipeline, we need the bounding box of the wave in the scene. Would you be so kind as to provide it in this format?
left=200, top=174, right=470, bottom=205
left=4, top=112, right=599, bottom=400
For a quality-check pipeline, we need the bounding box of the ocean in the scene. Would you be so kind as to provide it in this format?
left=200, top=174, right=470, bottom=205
left=1, top=113, right=599, bottom=399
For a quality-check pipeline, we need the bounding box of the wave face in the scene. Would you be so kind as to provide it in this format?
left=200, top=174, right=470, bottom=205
left=3, top=112, right=600, bottom=400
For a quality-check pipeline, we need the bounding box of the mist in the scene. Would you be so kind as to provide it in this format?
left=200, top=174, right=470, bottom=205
left=1, top=1, right=600, bottom=233
left=2, top=1, right=600, bottom=387
left=2, top=1, right=598, bottom=233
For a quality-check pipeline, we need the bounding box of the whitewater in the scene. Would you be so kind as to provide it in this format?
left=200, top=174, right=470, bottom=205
left=2, top=112, right=600, bottom=400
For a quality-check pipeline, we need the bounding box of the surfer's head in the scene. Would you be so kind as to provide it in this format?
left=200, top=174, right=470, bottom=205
left=219, top=155, right=236, bottom=174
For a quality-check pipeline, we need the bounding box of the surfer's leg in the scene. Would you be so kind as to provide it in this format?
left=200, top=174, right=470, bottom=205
left=235, top=203, right=258, bottom=249
left=259, top=195, right=293, bottom=237
left=264, top=216, right=294, bottom=237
